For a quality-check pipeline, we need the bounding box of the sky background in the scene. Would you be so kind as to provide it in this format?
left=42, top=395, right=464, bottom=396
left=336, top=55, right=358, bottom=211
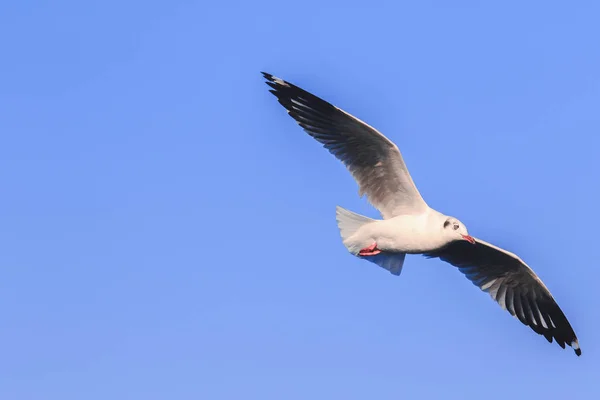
left=1, top=1, right=599, bottom=399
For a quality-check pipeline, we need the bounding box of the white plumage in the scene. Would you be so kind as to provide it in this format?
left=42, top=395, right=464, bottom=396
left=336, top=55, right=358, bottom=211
left=262, top=71, right=581, bottom=357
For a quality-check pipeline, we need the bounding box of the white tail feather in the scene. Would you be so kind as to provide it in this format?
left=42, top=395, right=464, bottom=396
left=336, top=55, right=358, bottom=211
left=335, top=206, right=406, bottom=276
left=335, top=206, right=374, bottom=244
left=363, top=253, right=406, bottom=276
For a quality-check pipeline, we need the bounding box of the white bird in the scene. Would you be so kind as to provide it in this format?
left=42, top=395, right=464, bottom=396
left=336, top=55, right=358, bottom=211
left=262, top=71, right=581, bottom=356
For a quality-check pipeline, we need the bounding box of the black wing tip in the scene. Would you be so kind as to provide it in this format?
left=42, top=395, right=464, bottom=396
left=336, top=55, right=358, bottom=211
left=261, top=71, right=289, bottom=87
left=260, top=71, right=338, bottom=120
left=261, top=71, right=296, bottom=103
left=552, top=335, right=581, bottom=356
left=261, top=71, right=275, bottom=84
left=572, top=340, right=582, bottom=356
left=532, top=319, right=581, bottom=356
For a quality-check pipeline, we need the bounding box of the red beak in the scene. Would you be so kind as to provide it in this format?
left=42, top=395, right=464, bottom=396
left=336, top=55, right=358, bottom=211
left=462, top=235, right=476, bottom=244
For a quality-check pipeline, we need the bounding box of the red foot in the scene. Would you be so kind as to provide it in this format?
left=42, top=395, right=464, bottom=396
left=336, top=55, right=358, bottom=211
left=359, top=242, right=381, bottom=256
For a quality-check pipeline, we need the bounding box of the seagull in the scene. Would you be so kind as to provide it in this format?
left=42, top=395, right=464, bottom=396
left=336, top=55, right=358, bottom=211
left=261, top=71, right=581, bottom=356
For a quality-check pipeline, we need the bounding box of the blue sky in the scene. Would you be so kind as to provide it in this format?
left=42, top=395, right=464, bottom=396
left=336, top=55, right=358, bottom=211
left=1, top=1, right=599, bottom=399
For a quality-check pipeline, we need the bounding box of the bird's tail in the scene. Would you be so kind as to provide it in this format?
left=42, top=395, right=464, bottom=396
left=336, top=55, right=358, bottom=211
left=335, top=206, right=374, bottom=249
left=335, top=206, right=406, bottom=276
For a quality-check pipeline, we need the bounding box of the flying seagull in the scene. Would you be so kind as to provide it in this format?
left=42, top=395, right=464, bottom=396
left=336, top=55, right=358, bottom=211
left=261, top=71, right=581, bottom=356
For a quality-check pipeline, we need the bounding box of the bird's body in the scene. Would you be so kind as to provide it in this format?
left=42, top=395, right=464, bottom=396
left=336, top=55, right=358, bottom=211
left=341, top=208, right=451, bottom=254
left=261, top=71, right=581, bottom=356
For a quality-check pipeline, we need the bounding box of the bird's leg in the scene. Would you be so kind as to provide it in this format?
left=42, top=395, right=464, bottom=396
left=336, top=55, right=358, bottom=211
left=359, top=242, right=381, bottom=256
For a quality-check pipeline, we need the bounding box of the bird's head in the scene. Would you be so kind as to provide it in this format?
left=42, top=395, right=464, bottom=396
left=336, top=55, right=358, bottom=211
left=442, top=217, right=475, bottom=244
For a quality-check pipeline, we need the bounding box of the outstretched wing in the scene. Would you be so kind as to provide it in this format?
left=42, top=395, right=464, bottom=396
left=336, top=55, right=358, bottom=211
left=424, top=238, right=581, bottom=356
left=262, top=72, right=428, bottom=218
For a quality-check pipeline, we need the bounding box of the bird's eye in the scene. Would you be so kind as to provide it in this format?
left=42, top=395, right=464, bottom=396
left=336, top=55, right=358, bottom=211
left=453, top=224, right=459, bottom=230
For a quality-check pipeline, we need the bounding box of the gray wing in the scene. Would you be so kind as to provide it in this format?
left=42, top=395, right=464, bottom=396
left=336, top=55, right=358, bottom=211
left=262, top=72, right=428, bottom=219
left=424, top=238, right=581, bottom=356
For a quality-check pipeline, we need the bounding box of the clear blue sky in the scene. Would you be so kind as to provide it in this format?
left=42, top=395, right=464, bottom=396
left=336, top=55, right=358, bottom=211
left=1, top=1, right=599, bottom=399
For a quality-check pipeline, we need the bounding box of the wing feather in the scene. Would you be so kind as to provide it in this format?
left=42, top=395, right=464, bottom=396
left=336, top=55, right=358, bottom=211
left=424, top=238, right=581, bottom=356
left=262, top=72, right=428, bottom=218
